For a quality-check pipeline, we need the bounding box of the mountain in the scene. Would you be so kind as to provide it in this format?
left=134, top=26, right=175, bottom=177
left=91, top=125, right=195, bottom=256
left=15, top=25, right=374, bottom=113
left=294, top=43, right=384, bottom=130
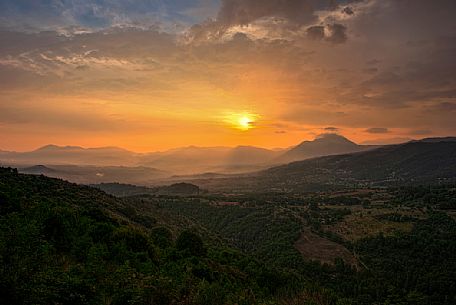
left=0, top=145, right=140, bottom=166
left=188, top=138, right=456, bottom=192
left=138, top=145, right=280, bottom=174
left=1, top=144, right=280, bottom=175
left=20, top=164, right=57, bottom=175
left=93, top=182, right=201, bottom=197
left=262, top=138, right=456, bottom=190
left=414, top=136, right=456, bottom=143
left=1, top=136, right=378, bottom=176
left=277, top=134, right=374, bottom=163
left=19, top=164, right=169, bottom=185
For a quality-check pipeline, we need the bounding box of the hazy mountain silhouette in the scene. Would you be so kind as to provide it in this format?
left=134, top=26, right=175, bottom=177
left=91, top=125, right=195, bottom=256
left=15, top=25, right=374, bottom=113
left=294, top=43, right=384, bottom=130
left=138, top=145, right=281, bottom=174
left=21, top=165, right=57, bottom=175
left=258, top=138, right=456, bottom=191
left=0, top=145, right=139, bottom=166
left=277, top=134, right=375, bottom=163
left=2, top=135, right=386, bottom=176
left=19, top=164, right=169, bottom=185
left=179, top=137, right=456, bottom=192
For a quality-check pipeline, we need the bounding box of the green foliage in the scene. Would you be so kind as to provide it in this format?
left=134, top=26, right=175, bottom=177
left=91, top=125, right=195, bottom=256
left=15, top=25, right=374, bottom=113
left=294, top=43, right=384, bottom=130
left=0, top=167, right=298, bottom=305
left=176, top=230, right=206, bottom=257
left=150, top=226, right=173, bottom=248
left=1, top=167, right=455, bottom=305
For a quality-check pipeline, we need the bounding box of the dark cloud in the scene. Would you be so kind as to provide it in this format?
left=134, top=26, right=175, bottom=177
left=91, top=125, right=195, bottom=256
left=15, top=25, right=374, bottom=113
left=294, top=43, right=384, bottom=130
left=324, top=127, right=339, bottom=132
left=306, top=25, right=325, bottom=40
left=365, top=127, right=390, bottom=134
left=325, top=23, right=347, bottom=44
left=363, top=67, right=378, bottom=74
left=188, top=0, right=354, bottom=43
left=433, top=102, right=456, bottom=112
left=410, top=129, right=432, bottom=136
left=216, top=0, right=318, bottom=27
left=306, top=23, right=347, bottom=44
left=361, top=137, right=412, bottom=145
left=342, top=7, right=354, bottom=15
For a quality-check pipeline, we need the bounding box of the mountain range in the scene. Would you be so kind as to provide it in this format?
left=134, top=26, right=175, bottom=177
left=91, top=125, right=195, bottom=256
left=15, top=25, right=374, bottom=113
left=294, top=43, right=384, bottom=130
left=4, top=135, right=454, bottom=190
left=1, top=134, right=376, bottom=175
left=186, top=137, right=456, bottom=192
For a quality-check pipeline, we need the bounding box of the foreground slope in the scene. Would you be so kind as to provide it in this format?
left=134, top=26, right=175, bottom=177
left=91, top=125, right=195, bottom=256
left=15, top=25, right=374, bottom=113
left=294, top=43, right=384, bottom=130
left=0, top=167, right=299, bottom=305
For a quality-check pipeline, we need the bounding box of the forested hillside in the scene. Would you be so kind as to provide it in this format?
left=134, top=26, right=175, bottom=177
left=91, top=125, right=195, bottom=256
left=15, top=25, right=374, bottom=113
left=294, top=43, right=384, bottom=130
left=1, top=167, right=455, bottom=304
left=0, top=168, right=301, bottom=304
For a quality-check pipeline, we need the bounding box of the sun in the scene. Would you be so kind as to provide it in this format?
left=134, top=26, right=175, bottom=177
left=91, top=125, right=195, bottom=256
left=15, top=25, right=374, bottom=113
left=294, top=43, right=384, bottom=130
left=238, top=116, right=253, bottom=130
left=223, top=111, right=259, bottom=131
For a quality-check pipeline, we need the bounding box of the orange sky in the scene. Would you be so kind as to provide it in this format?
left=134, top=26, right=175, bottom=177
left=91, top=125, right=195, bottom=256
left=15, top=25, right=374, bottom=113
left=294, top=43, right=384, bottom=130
left=1, top=0, right=455, bottom=152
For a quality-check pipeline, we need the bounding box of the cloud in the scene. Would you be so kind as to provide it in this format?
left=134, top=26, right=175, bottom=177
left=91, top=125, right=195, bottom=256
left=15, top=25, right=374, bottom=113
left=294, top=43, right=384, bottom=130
left=306, top=25, right=324, bottom=40
left=306, top=23, right=347, bottom=44
left=216, top=0, right=317, bottom=27
left=325, top=23, right=347, bottom=43
left=433, top=102, right=456, bottom=112
left=361, top=137, right=412, bottom=145
left=187, top=0, right=357, bottom=43
left=324, top=126, right=339, bottom=132
left=365, top=127, right=389, bottom=134
left=409, top=129, right=432, bottom=136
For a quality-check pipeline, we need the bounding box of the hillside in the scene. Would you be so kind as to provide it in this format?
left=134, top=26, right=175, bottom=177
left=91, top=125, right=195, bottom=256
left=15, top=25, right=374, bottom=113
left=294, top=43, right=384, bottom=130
left=188, top=138, right=456, bottom=192
left=0, top=145, right=140, bottom=166
left=0, top=167, right=301, bottom=305
left=276, top=134, right=375, bottom=163
left=18, top=164, right=169, bottom=185
left=1, top=168, right=455, bottom=304
left=261, top=140, right=456, bottom=191
left=93, top=182, right=201, bottom=197
left=138, top=145, right=281, bottom=174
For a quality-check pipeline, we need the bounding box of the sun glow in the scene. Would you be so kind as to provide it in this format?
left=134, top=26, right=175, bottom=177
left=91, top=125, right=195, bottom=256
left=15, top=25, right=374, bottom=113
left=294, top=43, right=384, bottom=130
left=223, top=112, right=259, bottom=131
left=238, top=116, right=253, bottom=130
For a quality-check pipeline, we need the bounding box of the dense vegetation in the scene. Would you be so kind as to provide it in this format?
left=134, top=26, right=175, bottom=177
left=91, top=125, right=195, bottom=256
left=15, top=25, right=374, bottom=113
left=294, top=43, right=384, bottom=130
left=0, top=168, right=298, bottom=304
left=1, top=167, right=455, bottom=304
left=136, top=191, right=456, bottom=304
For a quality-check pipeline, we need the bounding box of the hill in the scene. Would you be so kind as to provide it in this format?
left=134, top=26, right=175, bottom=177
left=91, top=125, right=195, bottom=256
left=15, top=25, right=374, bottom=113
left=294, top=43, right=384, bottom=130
left=0, top=145, right=140, bottom=166
left=261, top=139, right=456, bottom=191
left=93, top=182, right=201, bottom=197
left=1, top=135, right=378, bottom=176
left=138, top=145, right=280, bottom=174
left=276, top=134, right=375, bottom=163
left=0, top=167, right=299, bottom=304
left=1, top=167, right=455, bottom=304
left=18, top=164, right=169, bottom=185
left=187, top=138, right=456, bottom=192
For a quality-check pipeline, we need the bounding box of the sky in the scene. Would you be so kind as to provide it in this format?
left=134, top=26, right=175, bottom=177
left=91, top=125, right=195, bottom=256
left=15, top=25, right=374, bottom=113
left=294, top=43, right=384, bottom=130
left=0, top=0, right=455, bottom=152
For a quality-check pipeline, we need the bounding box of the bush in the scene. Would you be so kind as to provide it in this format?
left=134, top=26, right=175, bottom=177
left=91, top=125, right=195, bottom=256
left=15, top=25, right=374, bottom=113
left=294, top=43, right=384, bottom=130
left=150, top=226, right=173, bottom=249
left=176, top=230, right=206, bottom=257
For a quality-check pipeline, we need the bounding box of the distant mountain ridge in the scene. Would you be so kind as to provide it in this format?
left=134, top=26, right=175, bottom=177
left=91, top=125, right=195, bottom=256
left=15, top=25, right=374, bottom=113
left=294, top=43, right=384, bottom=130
left=0, top=134, right=409, bottom=177
left=183, top=137, right=456, bottom=192
left=277, top=134, right=376, bottom=163
left=19, top=164, right=169, bottom=185
left=260, top=139, right=456, bottom=191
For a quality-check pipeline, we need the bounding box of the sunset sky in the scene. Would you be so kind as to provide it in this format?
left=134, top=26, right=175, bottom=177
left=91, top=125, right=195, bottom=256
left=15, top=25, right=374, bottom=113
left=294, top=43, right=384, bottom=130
left=1, top=0, right=455, bottom=152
